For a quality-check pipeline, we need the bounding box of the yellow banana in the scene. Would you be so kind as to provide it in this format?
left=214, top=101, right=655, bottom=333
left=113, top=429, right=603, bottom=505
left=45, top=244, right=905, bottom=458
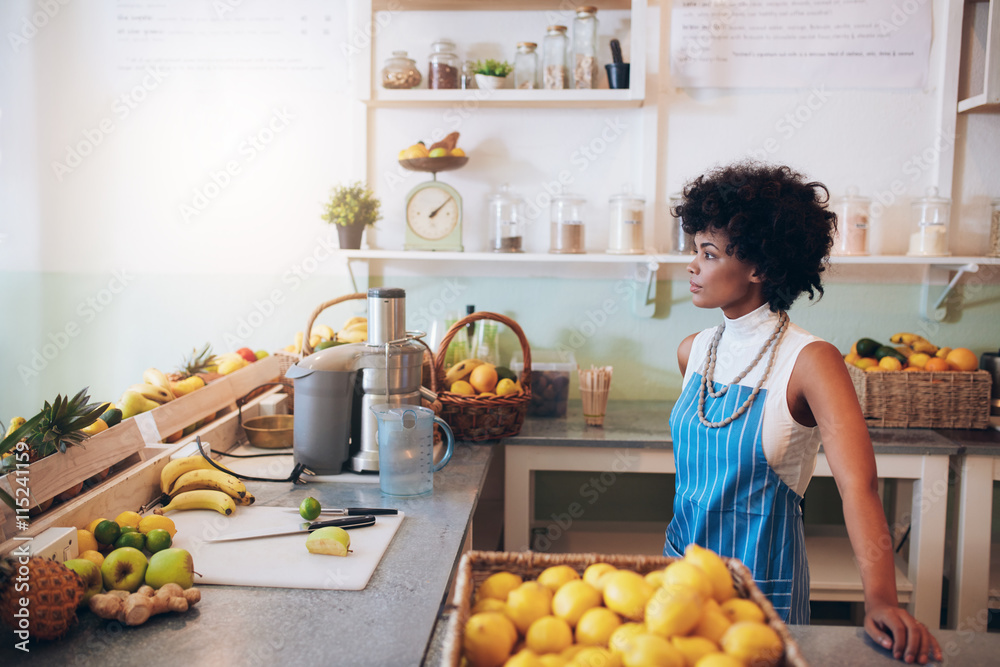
left=5, top=416, right=26, bottom=439
left=936, top=346, right=952, bottom=359
left=154, top=489, right=235, bottom=516
left=336, top=325, right=367, bottom=344
left=311, top=324, right=335, bottom=340
left=238, top=492, right=256, bottom=506
left=168, top=468, right=247, bottom=500
left=445, top=358, right=485, bottom=387
left=128, top=383, right=173, bottom=404
left=890, top=333, right=927, bottom=346
left=342, top=316, right=367, bottom=329
left=159, top=455, right=236, bottom=494
left=142, top=368, right=176, bottom=400
left=894, top=346, right=914, bottom=359
left=912, top=340, right=939, bottom=355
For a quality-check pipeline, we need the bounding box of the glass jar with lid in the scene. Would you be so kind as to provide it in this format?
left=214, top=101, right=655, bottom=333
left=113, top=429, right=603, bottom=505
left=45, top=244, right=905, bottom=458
left=542, top=25, right=569, bottom=90
left=489, top=184, right=526, bottom=253
left=607, top=185, right=645, bottom=254
left=514, top=42, right=539, bottom=90
left=428, top=39, right=460, bottom=89
left=571, top=6, right=599, bottom=89
left=550, top=193, right=587, bottom=254
left=381, top=50, right=422, bottom=89
left=667, top=193, right=695, bottom=254
left=907, top=186, right=951, bottom=257
left=831, top=187, right=871, bottom=256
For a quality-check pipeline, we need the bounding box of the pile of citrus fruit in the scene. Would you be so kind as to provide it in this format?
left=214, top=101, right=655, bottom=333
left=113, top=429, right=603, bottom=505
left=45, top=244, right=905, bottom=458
left=461, top=545, right=783, bottom=667
left=844, top=332, right=979, bottom=373
left=445, top=360, right=524, bottom=399
left=76, top=511, right=177, bottom=568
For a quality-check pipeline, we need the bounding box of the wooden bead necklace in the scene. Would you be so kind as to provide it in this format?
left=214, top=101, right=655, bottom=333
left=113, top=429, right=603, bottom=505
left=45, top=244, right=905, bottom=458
left=697, top=310, right=789, bottom=429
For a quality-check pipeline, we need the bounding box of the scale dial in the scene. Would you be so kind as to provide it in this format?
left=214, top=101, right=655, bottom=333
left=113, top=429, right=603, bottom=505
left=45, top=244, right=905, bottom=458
left=404, top=180, right=463, bottom=251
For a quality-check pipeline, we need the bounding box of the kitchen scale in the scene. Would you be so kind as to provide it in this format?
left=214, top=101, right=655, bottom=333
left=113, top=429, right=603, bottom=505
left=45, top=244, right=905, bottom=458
left=399, top=155, right=468, bottom=251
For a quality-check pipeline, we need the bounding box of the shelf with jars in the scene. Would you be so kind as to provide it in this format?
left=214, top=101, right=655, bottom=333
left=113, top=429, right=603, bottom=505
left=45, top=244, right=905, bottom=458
left=956, top=0, right=999, bottom=113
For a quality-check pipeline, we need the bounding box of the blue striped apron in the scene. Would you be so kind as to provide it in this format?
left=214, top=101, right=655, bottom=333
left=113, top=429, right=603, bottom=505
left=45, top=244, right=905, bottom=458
left=664, top=371, right=810, bottom=624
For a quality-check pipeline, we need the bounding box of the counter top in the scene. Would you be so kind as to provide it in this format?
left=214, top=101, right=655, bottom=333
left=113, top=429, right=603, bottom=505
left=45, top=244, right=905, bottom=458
left=509, top=400, right=969, bottom=456
left=0, top=443, right=494, bottom=666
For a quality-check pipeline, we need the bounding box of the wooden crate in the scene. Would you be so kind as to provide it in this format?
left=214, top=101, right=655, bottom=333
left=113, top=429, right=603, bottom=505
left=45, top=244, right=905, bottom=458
left=0, top=357, right=283, bottom=548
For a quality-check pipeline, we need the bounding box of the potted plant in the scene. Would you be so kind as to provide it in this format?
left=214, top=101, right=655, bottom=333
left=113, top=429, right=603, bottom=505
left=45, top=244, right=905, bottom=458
left=472, top=59, right=513, bottom=91
left=321, top=181, right=382, bottom=250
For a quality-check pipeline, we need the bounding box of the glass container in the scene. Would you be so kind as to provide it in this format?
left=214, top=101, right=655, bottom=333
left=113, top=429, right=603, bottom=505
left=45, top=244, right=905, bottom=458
left=668, top=193, right=695, bottom=254
left=607, top=185, right=645, bottom=254
left=514, top=42, right=539, bottom=90
left=831, top=187, right=871, bottom=256
left=571, top=6, right=599, bottom=89
left=542, top=25, right=569, bottom=90
left=907, top=187, right=951, bottom=257
left=988, top=198, right=1000, bottom=258
left=428, top=39, right=460, bottom=90
left=550, top=193, right=586, bottom=254
left=460, top=59, right=475, bottom=89
left=381, top=50, right=422, bottom=89
left=489, top=184, right=526, bottom=253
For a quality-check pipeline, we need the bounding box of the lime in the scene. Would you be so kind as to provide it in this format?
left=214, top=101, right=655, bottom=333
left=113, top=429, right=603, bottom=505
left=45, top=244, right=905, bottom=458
left=93, top=520, right=121, bottom=546
left=299, top=497, right=322, bottom=521
left=120, top=526, right=138, bottom=535
left=495, top=366, right=517, bottom=382
left=145, top=528, right=172, bottom=553
left=114, top=531, right=145, bottom=551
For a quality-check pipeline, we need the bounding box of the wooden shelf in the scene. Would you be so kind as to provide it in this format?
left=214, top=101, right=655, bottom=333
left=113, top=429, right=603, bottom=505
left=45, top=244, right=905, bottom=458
left=368, top=89, right=644, bottom=109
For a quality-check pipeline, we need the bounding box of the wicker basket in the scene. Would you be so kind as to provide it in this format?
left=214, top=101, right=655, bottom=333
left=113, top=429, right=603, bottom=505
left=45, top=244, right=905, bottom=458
left=434, top=312, right=531, bottom=442
left=847, top=364, right=991, bottom=429
left=441, top=550, right=807, bottom=667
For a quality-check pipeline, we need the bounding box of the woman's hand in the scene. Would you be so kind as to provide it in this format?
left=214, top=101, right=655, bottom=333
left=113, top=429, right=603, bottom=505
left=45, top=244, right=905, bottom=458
left=865, top=604, right=942, bottom=664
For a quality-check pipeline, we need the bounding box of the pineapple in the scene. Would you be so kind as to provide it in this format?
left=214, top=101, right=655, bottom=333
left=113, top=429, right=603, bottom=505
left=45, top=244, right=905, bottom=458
left=22, top=388, right=108, bottom=462
left=169, top=343, right=217, bottom=382
left=0, top=555, right=84, bottom=640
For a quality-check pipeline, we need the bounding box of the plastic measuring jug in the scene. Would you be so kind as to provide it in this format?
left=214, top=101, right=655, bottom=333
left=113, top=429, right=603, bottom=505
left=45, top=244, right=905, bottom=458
left=370, top=404, right=455, bottom=496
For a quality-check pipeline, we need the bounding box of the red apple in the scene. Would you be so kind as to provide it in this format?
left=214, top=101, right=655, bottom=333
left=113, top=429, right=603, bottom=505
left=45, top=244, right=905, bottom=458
left=236, top=347, right=257, bottom=363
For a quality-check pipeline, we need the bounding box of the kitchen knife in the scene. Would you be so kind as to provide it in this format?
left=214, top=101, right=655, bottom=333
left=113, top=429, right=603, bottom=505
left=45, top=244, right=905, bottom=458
left=204, top=514, right=376, bottom=543
left=280, top=507, right=398, bottom=516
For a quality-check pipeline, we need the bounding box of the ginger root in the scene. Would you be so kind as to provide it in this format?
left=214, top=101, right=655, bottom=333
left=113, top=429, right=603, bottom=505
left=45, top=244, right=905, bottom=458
left=89, top=584, right=201, bottom=626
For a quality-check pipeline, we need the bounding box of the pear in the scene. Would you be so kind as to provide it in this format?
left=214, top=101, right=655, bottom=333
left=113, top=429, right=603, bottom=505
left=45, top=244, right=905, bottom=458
left=144, top=548, right=195, bottom=589
left=117, top=390, right=160, bottom=419
left=305, top=526, right=351, bottom=556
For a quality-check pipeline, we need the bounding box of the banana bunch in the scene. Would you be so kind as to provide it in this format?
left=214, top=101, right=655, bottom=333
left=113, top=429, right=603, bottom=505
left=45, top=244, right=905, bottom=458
left=336, top=316, right=368, bottom=344
left=445, top=358, right=485, bottom=387
left=889, top=332, right=939, bottom=355
left=157, top=455, right=254, bottom=515
left=154, top=490, right=236, bottom=516
left=284, top=317, right=368, bottom=353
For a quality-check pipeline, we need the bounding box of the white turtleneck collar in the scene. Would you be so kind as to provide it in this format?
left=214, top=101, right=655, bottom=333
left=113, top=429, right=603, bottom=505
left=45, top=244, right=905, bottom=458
left=722, top=302, right=779, bottom=338
left=711, top=303, right=784, bottom=383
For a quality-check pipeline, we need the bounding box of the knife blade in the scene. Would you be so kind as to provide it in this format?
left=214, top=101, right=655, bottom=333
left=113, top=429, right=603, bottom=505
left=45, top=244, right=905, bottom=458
left=281, top=507, right=398, bottom=516
left=204, top=514, right=376, bottom=543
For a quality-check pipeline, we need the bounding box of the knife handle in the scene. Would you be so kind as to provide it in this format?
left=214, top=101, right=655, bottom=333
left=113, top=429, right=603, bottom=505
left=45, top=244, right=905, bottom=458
left=308, top=515, right=376, bottom=531
left=346, top=507, right=398, bottom=516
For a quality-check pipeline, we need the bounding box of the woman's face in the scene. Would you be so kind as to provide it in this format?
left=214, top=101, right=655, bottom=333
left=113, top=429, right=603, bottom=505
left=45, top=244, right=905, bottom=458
left=687, top=228, right=766, bottom=318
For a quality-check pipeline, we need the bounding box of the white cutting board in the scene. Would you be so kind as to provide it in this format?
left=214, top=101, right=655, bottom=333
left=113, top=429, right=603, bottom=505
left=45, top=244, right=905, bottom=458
left=168, top=506, right=404, bottom=590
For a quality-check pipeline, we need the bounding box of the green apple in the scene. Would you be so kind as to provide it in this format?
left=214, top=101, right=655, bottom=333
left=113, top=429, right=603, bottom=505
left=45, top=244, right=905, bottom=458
left=101, top=547, right=148, bottom=592
left=116, top=391, right=160, bottom=420
left=144, top=548, right=195, bottom=589
left=305, top=526, right=351, bottom=556
left=428, top=147, right=447, bottom=158
left=63, top=558, right=102, bottom=604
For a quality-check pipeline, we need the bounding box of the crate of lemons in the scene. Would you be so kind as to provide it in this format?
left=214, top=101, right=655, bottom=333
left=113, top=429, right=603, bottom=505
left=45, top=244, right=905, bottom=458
left=456, top=546, right=793, bottom=667
left=444, top=359, right=524, bottom=398
left=844, top=332, right=979, bottom=373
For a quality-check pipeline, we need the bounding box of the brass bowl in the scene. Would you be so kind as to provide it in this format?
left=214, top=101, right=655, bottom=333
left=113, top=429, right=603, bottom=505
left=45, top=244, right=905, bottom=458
left=399, top=156, right=469, bottom=173
left=242, top=414, right=294, bottom=449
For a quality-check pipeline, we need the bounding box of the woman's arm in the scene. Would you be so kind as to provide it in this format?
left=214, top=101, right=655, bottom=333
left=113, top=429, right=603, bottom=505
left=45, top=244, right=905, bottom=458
left=678, top=333, right=697, bottom=377
left=789, top=341, right=942, bottom=665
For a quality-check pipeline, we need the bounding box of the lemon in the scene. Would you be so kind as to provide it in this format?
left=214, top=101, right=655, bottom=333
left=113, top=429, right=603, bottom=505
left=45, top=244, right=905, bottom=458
left=644, top=584, right=704, bottom=638
left=552, top=580, right=603, bottom=627
left=661, top=560, right=713, bottom=600
left=693, top=599, right=732, bottom=644
left=80, top=419, right=109, bottom=436
left=496, top=378, right=519, bottom=397
left=539, top=655, right=567, bottom=667
left=878, top=356, right=903, bottom=371
left=526, top=615, right=573, bottom=655
left=560, top=645, right=587, bottom=662
left=719, top=621, right=783, bottom=667
left=719, top=598, right=765, bottom=624
left=479, top=571, right=524, bottom=603
left=86, top=517, right=108, bottom=534
left=908, top=352, right=931, bottom=368
left=583, top=563, right=617, bottom=591
left=575, top=607, right=622, bottom=647
left=608, top=622, right=647, bottom=655
left=693, top=653, right=744, bottom=667
left=538, top=565, right=581, bottom=593
left=506, top=649, right=545, bottom=667
left=643, top=570, right=665, bottom=588
left=602, top=570, right=654, bottom=622
left=451, top=147, right=466, bottom=157
left=855, top=357, right=879, bottom=370
left=473, top=598, right=509, bottom=615
left=621, top=634, right=684, bottom=667
left=451, top=380, right=476, bottom=395
left=570, top=646, right=619, bottom=667
left=79, top=550, right=105, bottom=568
left=138, top=514, right=177, bottom=537
left=683, top=544, right=735, bottom=603
left=464, top=611, right=518, bottom=667
left=115, top=510, right=142, bottom=529
left=670, top=635, right=719, bottom=665
left=77, top=529, right=98, bottom=554
left=506, top=582, right=553, bottom=634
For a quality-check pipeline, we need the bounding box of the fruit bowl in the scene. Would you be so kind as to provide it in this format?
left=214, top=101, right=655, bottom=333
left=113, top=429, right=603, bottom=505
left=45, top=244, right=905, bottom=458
left=399, top=156, right=469, bottom=173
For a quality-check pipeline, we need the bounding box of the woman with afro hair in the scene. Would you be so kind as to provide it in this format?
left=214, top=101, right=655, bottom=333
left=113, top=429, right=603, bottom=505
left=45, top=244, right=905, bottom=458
left=666, top=162, right=940, bottom=663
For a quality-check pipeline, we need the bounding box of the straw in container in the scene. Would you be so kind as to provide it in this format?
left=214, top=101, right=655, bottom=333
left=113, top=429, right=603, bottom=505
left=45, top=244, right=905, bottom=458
left=579, top=365, right=612, bottom=426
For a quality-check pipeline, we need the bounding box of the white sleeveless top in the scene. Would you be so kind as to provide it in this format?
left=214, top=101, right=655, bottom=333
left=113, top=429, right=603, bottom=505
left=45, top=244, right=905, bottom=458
left=681, top=303, right=823, bottom=497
